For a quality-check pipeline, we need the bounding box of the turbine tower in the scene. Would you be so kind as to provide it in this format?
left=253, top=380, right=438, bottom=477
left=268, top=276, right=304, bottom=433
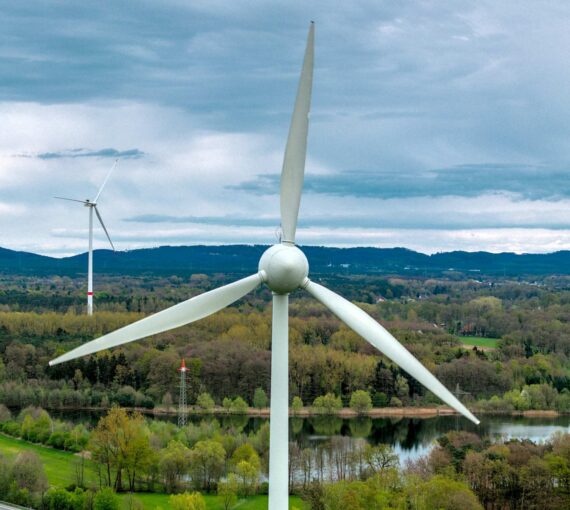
left=50, top=24, right=479, bottom=510
left=178, top=358, right=188, bottom=428
left=55, top=160, right=118, bottom=315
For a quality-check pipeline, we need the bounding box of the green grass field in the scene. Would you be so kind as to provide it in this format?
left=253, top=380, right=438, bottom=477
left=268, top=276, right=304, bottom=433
left=0, top=433, right=96, bottom=487
left=459, top=336, right=499, bottom=349
left=119, top=493, right=305, bottom=509
left=0, top=434, right=304, bottom=509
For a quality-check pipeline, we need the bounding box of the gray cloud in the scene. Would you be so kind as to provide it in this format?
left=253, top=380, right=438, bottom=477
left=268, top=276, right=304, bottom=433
left=31, top=148, right=145, bottom=160
left=123, top=211, right=570, bottom=231
left=231, top=163, right=570, bottom=200
left=3, top=1, right=570, bottom=255
left=125, top=214, right=278, bottom=227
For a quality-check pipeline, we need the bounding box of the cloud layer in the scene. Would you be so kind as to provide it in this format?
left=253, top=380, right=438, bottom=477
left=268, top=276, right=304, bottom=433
left=1, top=1, right=570, bottom=256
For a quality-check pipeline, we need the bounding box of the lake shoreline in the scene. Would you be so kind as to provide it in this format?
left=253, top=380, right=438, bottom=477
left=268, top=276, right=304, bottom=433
left=36, top=404, right=565, bottom=419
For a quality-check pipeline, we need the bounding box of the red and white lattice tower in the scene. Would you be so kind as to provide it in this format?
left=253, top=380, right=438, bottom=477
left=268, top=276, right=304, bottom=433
left=178, top=358, right=188, bottom=427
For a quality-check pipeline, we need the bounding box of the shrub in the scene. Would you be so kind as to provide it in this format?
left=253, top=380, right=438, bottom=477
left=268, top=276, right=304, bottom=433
left=253, top=388, right=268, bottom=409
left=48, top=431, right=68, bottom=449
left=93, top=488, right=119, bottom=510
left=292, top=396, right=303, bottom=414
left=313, top=393, right=342, bottom=414
left=115, top=386, right=136, bottom=407
left=349, top=390, right=372, bottom=414
left=372, top=391, right=389, bottom=408
left=230, top=397, right=249, bottom=414
left=169, top=492, right=206, bottom=510
left=389, top=396, right=403, bottom=408
left=218, top=473, right=238, bottom=510
left=2, top=420, right=21, bottom=437
left=0, top=404, right=11, bottom=422
left=196, top=393, right=215, bottom=411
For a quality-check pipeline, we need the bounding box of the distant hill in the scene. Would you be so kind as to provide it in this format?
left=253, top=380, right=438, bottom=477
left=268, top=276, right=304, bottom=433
left=2, top=244, right=570, bottom=277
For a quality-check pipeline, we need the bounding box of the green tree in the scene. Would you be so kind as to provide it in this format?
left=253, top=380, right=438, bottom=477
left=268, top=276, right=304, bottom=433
left=196, top=393, right=215, bottom=411
left=159, top=440, right=191, bottom=493
left=253, top=388, right=268, bottom=409
left=363, top=444, right=399, bottom=475
left=218, top=473, right=239, bottom=510
left=93, top=488, right=119, bottom=510
left=89, top=407, right=153, bottom=491
left=292, top=396, right=303, bottom=414
left=189, top=440, right=226, bottom=491
left=12, top=451, right=48, bottom=495
left=231, top=443, right=261, bottom=471
left=313, top=393, right=342, bottom=414
left=169, top=492, right=206, bottom=510
left=230, top=397, right=249, bottom=414
left=235, top=460, right=258, bottom=496
left=349, top=390, right=372, bottom=414
left=412, top=475, right=483, bottom=510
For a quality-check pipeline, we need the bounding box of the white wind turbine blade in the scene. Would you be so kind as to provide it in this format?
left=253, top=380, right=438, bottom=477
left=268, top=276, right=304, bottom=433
left=280, top=22, right=314, bottom=244
left=94, top=206, right=115, bottom=251
left=54, top=196, right=89, bottom=205
left=304, top=280, right=480, bottom=424
left=49, top=272, right=264, bottom=366
left=93, top=159, right=118, bottom=203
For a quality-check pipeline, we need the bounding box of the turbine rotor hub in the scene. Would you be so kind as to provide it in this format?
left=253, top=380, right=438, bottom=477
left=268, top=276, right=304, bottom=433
left=259, top=244, right=309, bottom=294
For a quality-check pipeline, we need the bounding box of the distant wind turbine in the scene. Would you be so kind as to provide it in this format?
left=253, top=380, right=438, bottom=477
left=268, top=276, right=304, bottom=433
left=50, top=24, right=478, bottom=510
left=55, top=159, right=118, bottom=315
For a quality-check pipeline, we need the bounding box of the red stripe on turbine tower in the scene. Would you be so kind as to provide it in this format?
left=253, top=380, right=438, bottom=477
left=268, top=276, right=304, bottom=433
left=87, top=292, right=94, bottom=296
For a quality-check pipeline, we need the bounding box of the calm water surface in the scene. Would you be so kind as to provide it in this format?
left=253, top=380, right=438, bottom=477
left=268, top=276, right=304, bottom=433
left=49, top=410, right=570, bottom=463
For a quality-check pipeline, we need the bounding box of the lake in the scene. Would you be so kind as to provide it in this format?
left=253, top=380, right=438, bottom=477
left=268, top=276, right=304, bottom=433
left=48, top=409, right=570, bottom=464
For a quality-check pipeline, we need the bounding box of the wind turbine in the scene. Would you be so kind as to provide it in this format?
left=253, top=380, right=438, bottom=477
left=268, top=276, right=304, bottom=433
left=50, top=23, right=478, bottom=509
left=55, top=159, right=118, bottom=315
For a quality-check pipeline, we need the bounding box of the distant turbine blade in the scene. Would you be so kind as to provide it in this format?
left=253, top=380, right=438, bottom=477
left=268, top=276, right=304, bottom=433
left=304, top=280, right=480, bottom=425
left=54, top=196, right=89, bottom=205
left=49, top=272, right=264, bottom=366
left=94, top=206, right=115, bottom=251
left=280, top=22, right=314, bottom=244
left=93, top=159, right=118, bottom=203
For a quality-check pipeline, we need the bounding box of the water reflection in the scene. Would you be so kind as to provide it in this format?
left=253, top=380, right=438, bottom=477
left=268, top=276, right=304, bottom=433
left=47, top=409, right=570, bottom=463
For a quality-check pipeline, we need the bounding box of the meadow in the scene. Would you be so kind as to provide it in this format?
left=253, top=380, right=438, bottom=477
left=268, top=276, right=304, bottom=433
left=0, top=433, right=305, bottom=509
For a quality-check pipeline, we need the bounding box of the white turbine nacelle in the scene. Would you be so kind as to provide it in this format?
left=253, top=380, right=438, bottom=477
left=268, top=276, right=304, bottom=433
left=50, top=24, right=478, bottom=510
left=259, top=244, right=309, bottom=294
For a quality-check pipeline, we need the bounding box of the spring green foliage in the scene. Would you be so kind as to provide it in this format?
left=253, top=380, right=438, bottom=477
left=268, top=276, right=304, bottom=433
left=222, top=396, right=249, bottom=414
left=312, top=393, right=342, bottom=414
left=291, top=396, right=303, bottom=414
left=169, top=492, right=206, bottom=510
left=252, top=388, right=268, bottom=409
left=217, top=473, right=238, bottom=510
left=349, top=390, right=372, bottom=414
left=89, top=406, right=154, bottom=492
left=94, top=488, right=120, bottom=510
left=5, top=273, right=570, bottom=413
left=196, top=393, right=215, bottom=411
left=189, top=440, right=226, bottom=491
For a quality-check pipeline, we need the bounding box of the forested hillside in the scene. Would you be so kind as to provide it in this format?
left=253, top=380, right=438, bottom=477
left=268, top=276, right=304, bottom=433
left=1, top=272, right=570, bottom=414
left=5, top=244, right=570, bottom=276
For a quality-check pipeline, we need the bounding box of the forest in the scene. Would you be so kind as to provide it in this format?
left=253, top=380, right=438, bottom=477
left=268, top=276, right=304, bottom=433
left=1, top=272, right=570, bottom=415
left=2, top=270, right=570, bottom=508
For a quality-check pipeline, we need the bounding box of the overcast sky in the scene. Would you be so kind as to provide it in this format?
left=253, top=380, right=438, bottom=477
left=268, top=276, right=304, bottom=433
left=2, top=1, right=570, bottom=256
